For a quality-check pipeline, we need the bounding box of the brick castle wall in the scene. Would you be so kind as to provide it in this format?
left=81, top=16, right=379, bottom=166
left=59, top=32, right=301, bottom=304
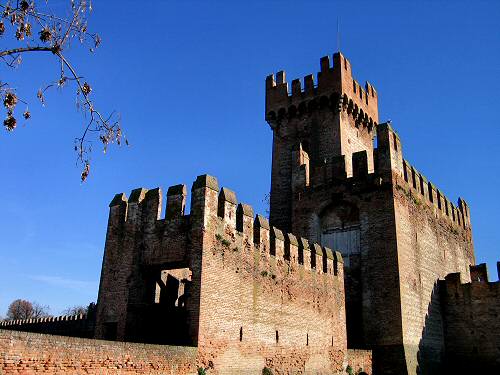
left=263, top=49, right=477, bottom=375
left=0, top=311, right=94, bottom=339
left=0, top=329, right=371, bottom=375
left=439, top=264, right=500, bottom=373
left=289, top=124, right=406, bottom=374
left=0, top=329, right=197, bottom=374
left=392, top=154, right=474, bottom=374
left=93, top=174, right=371, bottom=374
left=266, top=53, right=378, bottom=232
left=195, top=183, right=349, bottom=373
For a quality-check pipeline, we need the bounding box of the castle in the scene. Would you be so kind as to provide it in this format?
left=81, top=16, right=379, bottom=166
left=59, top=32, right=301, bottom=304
left=1, top=52, right=499, bottom=375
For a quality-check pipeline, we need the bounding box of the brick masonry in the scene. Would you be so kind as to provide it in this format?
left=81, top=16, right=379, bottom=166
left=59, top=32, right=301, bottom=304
left=439, top=264, right=500, bottom=373
left=265, top=53, right=484, bottom=374
left=2, top=51, right=497, bottom=375
left=0, top=304, right=96, bottom=339
left=0, top=329, right=371, bottom=375
left=91, top=174, right=371, bottom=374
left=0, top=329, right=197, bottom=374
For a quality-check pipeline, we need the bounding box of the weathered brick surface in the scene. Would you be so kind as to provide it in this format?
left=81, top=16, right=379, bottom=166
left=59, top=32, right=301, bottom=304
left=392, top=164, right=474, bottom=374
left=13, top=51, right=495, bottom=375
left=346, top=349, right=372, bottom=374
left=0, top=310, right=94, bottom=338
left=197, top=200, right=348, bottom=373
left=0, top=329, right=197, bottom=374
left=92, top=174, right=369, bottom=374
left=265, top=52, right=477, bottom=375
left=266, top=53, right=378, bottom=232
left=439, top=266, right=500, bottom=373
left=0, top=328, right=371, bottom=375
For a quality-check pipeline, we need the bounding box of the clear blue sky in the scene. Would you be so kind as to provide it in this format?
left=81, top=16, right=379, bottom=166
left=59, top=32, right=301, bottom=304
left=1, top=1, right=499, bottom=316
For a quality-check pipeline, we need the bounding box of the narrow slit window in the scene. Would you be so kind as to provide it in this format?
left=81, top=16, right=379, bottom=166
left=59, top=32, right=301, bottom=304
left=306, top=333, right=309, bottom=346
left=239, top=327, right=243, bottom=341
left=275, top=330, right=279, bottom=344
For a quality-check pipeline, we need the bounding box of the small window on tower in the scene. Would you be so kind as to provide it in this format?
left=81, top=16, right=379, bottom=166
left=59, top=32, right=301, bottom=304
left=393, top=133, right=398, bottom=151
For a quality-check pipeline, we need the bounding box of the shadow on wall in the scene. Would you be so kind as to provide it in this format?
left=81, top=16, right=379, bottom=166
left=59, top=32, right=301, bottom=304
left=416, top=282, right=443, bottom=375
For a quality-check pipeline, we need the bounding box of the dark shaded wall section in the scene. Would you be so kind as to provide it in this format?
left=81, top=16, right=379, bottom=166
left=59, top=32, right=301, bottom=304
left=439, top=263, right=500, bottom=373
left=0, top=303, right=96, bottom=338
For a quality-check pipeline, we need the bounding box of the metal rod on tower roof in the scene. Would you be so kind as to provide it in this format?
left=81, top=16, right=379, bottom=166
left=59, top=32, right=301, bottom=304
left=337, top=16, right=341, bottom=52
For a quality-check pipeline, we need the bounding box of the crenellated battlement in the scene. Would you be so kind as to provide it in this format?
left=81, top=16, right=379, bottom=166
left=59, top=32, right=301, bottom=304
left=265, top=52, right=378, bottom=129
left=439, top=262, right=500, bottom=373
left=0, top=313, right=87, bottom=327
left=0, top=305, right=95, bottom=339
left=440, top=262, right=500, bottom=296
left=286, top=121, right=472, bottom=237
left=400, top=158, right=472, bottom=232
left=377, top=121, right=472, bottom=234
left=106, top=174, right=343, bottom=277
left=97, top=175, right=347, bottom=347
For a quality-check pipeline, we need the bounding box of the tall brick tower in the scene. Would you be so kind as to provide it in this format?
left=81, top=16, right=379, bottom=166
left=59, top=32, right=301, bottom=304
left=265, top=52, right=475, bottom=374
left=266, top=52, right=378, bottom=233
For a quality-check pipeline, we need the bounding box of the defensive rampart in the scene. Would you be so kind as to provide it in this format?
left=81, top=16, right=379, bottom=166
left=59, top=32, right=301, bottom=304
left=284, top=120, right=474, bottom=374
left=0, top=303, right=96, bottom=338
left=439, top=263, right=500, bottom=373
left=266, top=52, right=378, bottom=127
left=0, top=329, right=197, bottom=374
left=94, top=174, right=370, bottom=374
left=0, top=313, right=94, bottom=339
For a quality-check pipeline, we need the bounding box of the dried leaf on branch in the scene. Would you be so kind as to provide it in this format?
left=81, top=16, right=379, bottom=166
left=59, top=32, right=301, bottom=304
left=0, top=0, right=125, bottom=181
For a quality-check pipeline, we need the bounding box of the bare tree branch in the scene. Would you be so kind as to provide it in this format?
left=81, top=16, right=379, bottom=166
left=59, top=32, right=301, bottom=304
left=0, top=46, right=53, bottom=57
left=0, top=0, right=123, bottom=181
